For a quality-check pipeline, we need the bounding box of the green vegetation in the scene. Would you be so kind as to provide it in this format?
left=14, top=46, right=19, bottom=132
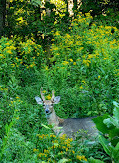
left=0, top=0, right=119, bottom=162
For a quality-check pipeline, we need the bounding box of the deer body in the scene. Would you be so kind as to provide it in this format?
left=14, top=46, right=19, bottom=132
left=59, top=117, right=98, bottom=138
left=35, top=89, right=98, bottom=139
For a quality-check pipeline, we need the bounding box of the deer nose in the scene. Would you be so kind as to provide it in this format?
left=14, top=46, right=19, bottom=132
left=45, top=109, right=49, bottom=114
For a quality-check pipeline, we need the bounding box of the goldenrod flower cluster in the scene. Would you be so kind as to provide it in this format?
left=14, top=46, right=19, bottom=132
left=34, top=133, right=87, bottom=162
left=0, top=86, right=8, bottom=92
left=76, top=155, right=87, bottom=161
left=51, top=0, right=66, bottom=18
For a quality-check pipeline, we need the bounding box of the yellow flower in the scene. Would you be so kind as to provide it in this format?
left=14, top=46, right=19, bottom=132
left=69, top=138, right=73, bottom=142
left=16, top=96, right=20, bottom=99
left=60, top=134, right=67, bottom=140
left=7, top=50, right=12, bottom=54
left=73, top=62, right=76, bottom=65
left=53, top=47, right=58, bottom=51
left=42, top=90, right=46, bottom=94
left=11, top=101, right=14, bottom=104
left=98, top=75, right=101, bottom=79
left=104, top=57, right=108, bottom=60
left=5, top=42, right=10, bottom=45
left=79, top=47, right=84, bottom=51
left=37, top=53, right=40, bottom=56
left=79, top=86, right=83, bottom=89
left=33, top=148, right=38, bottom=152
left=82, top=80, right=86, bottom=84
left=17, top=17, right=24, bottom=24
left=45, top=66, right=49, bottom=70
left=46, top=94, right=51, bottom=100
left=44, top=149, right=49, bottom=153
left=65, top=148, right=68, bottom=151
left=11, top=64, right=15, bottom=67
left=81, top=155, right=87, bottom=161
left=55, top=31, right=60, bottom=36
left=9, top=45, right=16, bottom=50
left=83, top=59, right=91, bottom=66
left=69, top=59, right=73, bottom=62
left=62, top=61, right=69, bottom=65
left=0, top=54, right=4, bottom=58
left=29, top=64, right=35, bottom=68
left=88, top=54, right=94, bottom=59
left=50, top=134, right=56, bottom=138
left=76, top=155, right=87, bottom=161
left=38, top=153, right=42, bottom=157
left=116, top=72, right=119, bottom=76
left=16, top=57, right=18, bottom=61
left=72, top=150, right=75, bottom=154
left=4, top=88, right=8, bottom=91
left=65, top=33, right=71, bottom=39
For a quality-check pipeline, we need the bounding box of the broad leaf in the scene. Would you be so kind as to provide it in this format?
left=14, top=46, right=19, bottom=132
left=58, top=158, right=68, bottom=163
left=103, top=118, right=112, bottom=128
left=88, top=157, right=104, bottom=163
left=92, top=115, right=109, bottom=134
left=41, top=123, right=51, bottom=129
left=112, top=142, right=119, bottom=162
left=31, top=0, right=41, bottom=7
left=113, top=101, right=119, bottom=108
left=99, top=135, right=111, bottom=156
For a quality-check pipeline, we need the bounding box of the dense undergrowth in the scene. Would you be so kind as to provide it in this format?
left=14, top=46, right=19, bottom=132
left=0, top=1, right=119, bottom=162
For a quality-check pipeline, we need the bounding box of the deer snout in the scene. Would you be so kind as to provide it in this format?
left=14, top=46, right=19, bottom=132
left=45, top=108, right=50, bottom=114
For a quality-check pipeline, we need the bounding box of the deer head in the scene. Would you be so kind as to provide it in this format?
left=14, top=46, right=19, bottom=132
left=35, top=88, right=60, bottom=115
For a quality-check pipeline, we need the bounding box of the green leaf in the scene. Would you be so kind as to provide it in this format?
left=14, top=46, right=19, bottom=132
left=41, top=123, right=51, bottom=129
left=0, top=109, right=4, bottom=112
left=53, top=143, right=59, bottom=147
left=110, top=117, right=119, bottom=128
left=103, top=118, right=112, bottom=128
left=113, top=105, right=119, bottom=123
left=109, top=127, right=119, bottom=140
left=113, top=101, right=119, bottom=108
left=88, top=157, right=104, bottom=163
left=31, top=0, right=41, bottom=7
left=99, top=135, right=111, bottom=156
left=112, top=142, right=119, bottom=162
left=92, top=115, right=109, bottom=134
left=58, top=158, right=69, bottom=163
left=5, top=124, right=9, bottom=134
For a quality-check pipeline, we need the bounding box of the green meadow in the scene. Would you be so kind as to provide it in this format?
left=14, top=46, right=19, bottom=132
left=0, top=0, right=119, bottom=162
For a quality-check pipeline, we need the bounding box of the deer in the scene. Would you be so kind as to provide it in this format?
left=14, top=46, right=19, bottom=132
left=35, top=88, right=98, bottom=139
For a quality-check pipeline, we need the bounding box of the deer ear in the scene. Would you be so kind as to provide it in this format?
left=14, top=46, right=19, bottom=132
left=35, top=96, right=43, bottom=104
left=53, top=96, right=60, bottom=104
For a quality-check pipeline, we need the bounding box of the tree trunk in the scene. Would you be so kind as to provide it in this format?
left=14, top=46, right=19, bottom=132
left=45, top=0, right=51, bottom=17
left=0, top=0, right=6, bottom=37
left=65, top=0, right=69, bottom=13
left=68, top=0, right=74, bottom=16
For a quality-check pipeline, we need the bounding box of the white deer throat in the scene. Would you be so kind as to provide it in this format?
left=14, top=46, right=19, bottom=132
left=47, top=111, right=59, bottom=126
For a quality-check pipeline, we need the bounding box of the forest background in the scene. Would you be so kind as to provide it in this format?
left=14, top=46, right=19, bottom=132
left=0, top=0, right=119, bottom=162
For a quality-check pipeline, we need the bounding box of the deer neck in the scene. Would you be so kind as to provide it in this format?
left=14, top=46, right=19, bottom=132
left=46, top=109, right=59, bottom=126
